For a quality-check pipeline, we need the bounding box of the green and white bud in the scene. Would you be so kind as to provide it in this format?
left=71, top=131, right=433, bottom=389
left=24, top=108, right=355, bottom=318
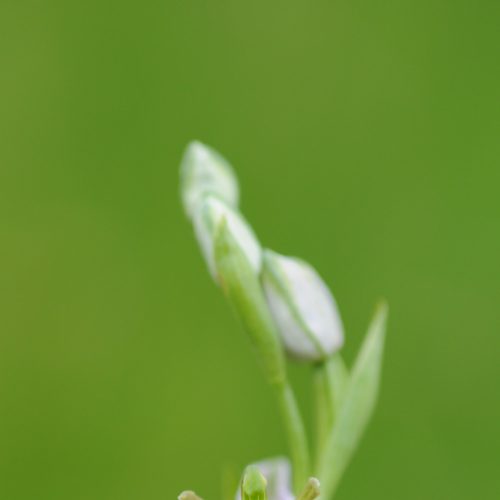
left=193, top=195, right=262, bottom=282
left=180, top=141, right=239, bottom=218
left=241, top=466, right=267, bottom=500
left=236, top=458, right=293, bottom=500
left=261, top=250, right=344, bottom=362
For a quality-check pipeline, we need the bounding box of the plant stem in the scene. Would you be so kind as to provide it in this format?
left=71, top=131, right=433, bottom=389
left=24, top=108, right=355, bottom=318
left=313, top=364, right=332, bottom=470
left=324, top=354, right=349, bottom=421
left=313, top=355, right=348, bottom=473
left=274, top=381, right=311, bottom=494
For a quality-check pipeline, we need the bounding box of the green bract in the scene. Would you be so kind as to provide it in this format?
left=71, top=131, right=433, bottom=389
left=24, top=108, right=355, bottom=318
left=213, top=219, right=285, bottom=386
left=193, top=195, right=262, bottom=282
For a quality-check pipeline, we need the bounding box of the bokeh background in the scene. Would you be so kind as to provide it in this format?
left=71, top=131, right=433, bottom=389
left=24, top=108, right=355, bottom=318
left=1, top=1, right=499, bottom=499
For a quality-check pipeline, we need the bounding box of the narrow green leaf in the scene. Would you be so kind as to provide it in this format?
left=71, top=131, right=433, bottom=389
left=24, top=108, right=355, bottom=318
left=317, top=301, right=388, bottom=499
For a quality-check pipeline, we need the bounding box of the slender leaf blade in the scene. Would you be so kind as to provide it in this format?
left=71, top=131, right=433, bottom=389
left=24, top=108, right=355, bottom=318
left=318, top=301, right=388, bottom=498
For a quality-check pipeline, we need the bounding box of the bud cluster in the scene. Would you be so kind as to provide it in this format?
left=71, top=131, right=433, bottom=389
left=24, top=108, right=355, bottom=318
left=179, top=142, right=388, bottom=500
left=181, top=141, right=344, bottom=363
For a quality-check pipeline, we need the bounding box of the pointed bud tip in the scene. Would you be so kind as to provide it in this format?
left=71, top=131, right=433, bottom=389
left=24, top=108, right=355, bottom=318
left=182, top=140, right=214, bottom=167
left=180, top=141, right=239, bottom=218
left=181, top=139, right=213, bottom=164
left=372, top=299, right=389, bottom=336
left=178, top=491, right=202, bottom=500
left=376, top=298, right=389, bottom=316
left=308, top=477, right=320, bottom=488
left=297, top=478, right=321, bottom=500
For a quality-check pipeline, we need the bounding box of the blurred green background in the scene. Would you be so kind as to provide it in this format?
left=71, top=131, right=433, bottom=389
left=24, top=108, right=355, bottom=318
left=1, top=1, right=499, bottom=499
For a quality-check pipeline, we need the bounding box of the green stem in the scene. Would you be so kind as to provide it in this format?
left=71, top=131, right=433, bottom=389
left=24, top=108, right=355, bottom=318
left=313, top=364, right=332, bottom=470
left=324, top=354, right=348, bottom=416
left=313, top=354, right=348, bottom=473
left=274, top=381, right=311, bottom=494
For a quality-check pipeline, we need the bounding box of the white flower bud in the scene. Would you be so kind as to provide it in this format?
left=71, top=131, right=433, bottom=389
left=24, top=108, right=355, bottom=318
left=180, top=141, right=239, bottom=218
left=193, top=195, right=261, bottom=281
left=261, top=250, right=344, bottom=361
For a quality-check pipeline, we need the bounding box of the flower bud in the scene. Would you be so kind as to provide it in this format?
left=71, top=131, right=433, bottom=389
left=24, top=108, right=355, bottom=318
left=180, top=141, right=239, bottom=218
left=193, top=195, right=261, bottom=281
left=241, top=466, right=267, bottom=500
left=236, top=458, right=293, bottom=500
left=261, top=250, right=344, bottom=362
left=296, top=478, right=321, bottom=500
left=178, top=492, right=203, bottom=500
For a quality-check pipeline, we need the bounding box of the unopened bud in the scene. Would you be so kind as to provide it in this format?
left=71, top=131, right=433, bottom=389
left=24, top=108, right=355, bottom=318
left=297, top=478, right=321, bottom=500
left=236, top=458, right=293, bottom=500
left=242, top=466, right=267, bottom=500
left=180, top=141, right=239, bottom=218
left=178, top=491, right=203, bottom=500
left=261, top=250, right=344, bottom=362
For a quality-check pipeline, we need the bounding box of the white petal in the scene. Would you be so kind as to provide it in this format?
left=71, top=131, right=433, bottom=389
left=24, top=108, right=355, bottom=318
left=262, top=251, right=344, bottom=361
left=180, top=141, right=239, bottom=218
left=193, top=196, right=261, bottom=281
